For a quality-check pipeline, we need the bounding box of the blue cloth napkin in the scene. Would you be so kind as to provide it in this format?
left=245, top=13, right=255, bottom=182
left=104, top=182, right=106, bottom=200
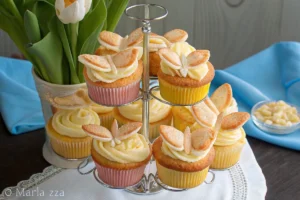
left=211, top=42, right=300, bottom=151
left=0, top=57, right=44, bottom=134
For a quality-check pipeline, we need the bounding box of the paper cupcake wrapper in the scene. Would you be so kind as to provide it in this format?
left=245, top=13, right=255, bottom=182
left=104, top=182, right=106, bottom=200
left=86, top=80, right=140, bottom=106
left=156, top=162, right=209, bottom=188
left=94, top=162, right=146, bottom=187
left=158, top=78, right=210, bottom=104
left=98, top=112, right=114, bottom=130
left=47, top=133, right=92, bottom=159
left=211, top=143, right=245, bottom=169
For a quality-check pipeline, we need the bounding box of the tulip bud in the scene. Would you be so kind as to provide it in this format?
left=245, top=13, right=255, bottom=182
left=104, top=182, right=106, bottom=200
left=55, top=0, right=92, bottom=24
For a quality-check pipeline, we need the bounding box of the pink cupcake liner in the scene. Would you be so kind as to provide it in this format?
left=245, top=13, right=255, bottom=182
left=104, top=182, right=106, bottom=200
left=94, top=162, right=146, bottom=187
left=86, top=80, right=141, bottom=106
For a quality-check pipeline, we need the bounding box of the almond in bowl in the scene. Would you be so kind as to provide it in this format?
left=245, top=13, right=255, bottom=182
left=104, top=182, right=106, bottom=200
left=252, top=100, right=300, bottom=134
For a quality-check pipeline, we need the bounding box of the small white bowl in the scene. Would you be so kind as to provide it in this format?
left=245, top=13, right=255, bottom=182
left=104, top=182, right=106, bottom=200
left=251, top=101, right=300, bottom=135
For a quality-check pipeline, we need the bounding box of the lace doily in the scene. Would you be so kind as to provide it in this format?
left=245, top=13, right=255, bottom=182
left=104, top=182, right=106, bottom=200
left=0, top=163, right=247, bottom=200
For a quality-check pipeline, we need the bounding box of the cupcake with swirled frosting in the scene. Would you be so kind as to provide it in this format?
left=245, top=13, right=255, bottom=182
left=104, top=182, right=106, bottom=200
left=157, top=43, right=215, bottom=104
left=211, top=112, right=250, bottom=169
left=113, top=91, right=172, bottom=140
left=82, top=120, right=151, bottom=187
left=46, top=108, right=100, bottom=159
left=79, top=48, right=143, bottom=106
left=152, top=122, right=222, bottom=188
left=89, top=103, right=114, bottom=129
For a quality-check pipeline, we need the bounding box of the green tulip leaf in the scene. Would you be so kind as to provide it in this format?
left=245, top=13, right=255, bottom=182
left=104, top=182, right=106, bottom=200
left=27, top=32, right=64, bottom=84
left=77, top=0, right=107, bottom=82
left=56, top=19, right=80, bottom=84
left=106, top=0, right=129, bottom=31
left=24, top=10, right=41, bottom=43
left=32, top=0, right=55, bottom=37
left=77, top=0, right=106, bottom=55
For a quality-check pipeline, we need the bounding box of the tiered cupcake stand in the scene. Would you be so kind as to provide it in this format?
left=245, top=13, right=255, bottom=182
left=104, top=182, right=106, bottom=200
left=50, top=4, right=216, bottom=195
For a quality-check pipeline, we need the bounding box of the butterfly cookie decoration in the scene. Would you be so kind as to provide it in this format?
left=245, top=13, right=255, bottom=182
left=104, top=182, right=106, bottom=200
left=97, top=28, right=193, bottom=56
left=82, top=119, right=142, bottom=147
left=210, top=83, right=235, bottom=113
left=221, top=112, right=250, bottom=131
left=188, top=97, right=219, bottom=129
left=158, top=48, right=210, bottom=77
left=78, top=48, right=140, bottom=77
left=47, top=88, right=92, bottom=110
left=160, top=113, right=223, bottom=154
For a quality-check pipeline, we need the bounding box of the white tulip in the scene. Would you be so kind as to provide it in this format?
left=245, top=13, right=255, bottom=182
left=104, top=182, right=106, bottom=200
left=55, top=0, right=92, bottom=24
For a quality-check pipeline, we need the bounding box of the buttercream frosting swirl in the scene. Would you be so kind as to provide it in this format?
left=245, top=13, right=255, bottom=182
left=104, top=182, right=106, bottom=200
left=52, top=108, right=100, bottom=138
left=90, top=103, right=114, bottom=114
left=117, top=91, right=171, bottom=123
left=79, top=48, right=142, bottom=83
left=159, top=42, right=209, bottom=80
left=214, top=128, right=245, bottom=146
left=160, top=130, right=215, bottom=163
left=93, top=133, right=150, bottom=163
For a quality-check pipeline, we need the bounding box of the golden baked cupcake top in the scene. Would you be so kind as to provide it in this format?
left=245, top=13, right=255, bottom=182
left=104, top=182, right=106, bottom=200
left=117, top=91, right=171, bottom=123
left=211, top=83, right=238, bottom=115
left=158, top=115, right=222, bottom=163
left=215, top=112, right=250, bottom=146
left=78, top=48, right=142, bottom=83
left=83, top=120, right=150, bottom=163
left=158, top=47, right=210, bottom=81
left=52, top=108, right=100, bottom=138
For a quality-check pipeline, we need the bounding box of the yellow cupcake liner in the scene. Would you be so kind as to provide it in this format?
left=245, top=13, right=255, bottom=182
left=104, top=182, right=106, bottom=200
left=98, top=111, right=114, bottom=130
left=46, top=122, right=92, bottom=159
left=114, top=110, right=172, bottom=141
left=172, top=111, right=194, bottom=132
left=156, top=162, right=209, bottom=188
left=158, top=78, right=210, bottom=104
left=211, top=143, right=245, bottom=169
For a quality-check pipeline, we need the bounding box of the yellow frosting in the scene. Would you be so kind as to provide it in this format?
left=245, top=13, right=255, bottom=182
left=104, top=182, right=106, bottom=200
left=214, top=128, right=245, bottom=146
left=160, top=135, right=215, bottom=163
left=223, top=98, right=238, bottom=116
left=93, top=133, right=150, bottom=163
left=86, top=58, right=138, bottom=83
left=170, top=42, right=195, bottom=57
left=160, top=42, right=209, bottom=80
left=90, top=102, right=113, bottom=114
left=134, top=35, right=170, bottom=52
left=52, top=108, right=100, bottom=138
left=117, top=91, right=171, bottom=123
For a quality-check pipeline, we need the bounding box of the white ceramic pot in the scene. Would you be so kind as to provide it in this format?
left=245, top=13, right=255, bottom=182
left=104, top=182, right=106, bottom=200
left=32, top=70, right=87, bottom=168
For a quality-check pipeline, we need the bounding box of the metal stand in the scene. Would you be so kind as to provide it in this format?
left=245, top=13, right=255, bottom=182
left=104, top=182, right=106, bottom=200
left=77, top=3, right=216, bottom=195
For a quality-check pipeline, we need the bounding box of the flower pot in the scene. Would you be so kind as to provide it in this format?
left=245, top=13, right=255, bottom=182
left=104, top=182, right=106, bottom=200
left=32, top=70, right=87, bottom=168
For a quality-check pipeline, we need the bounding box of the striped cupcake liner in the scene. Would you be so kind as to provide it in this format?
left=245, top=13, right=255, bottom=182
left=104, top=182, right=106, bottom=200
left=47, top=134, right=92, bottom=159
left=94, top=162, right=147, bottom=188
left=86, top=80, right=141, bottom=106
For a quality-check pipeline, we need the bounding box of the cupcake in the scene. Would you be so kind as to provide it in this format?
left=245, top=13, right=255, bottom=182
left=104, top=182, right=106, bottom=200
left=96, top=28, right=171, bottom=76
left=82, top=120, right=151, bottom=187
left=79, top=48, right=143, bottom=106
left=157, top=46, right=215, bottom=104
left=90, top=103, right=114, bottom=129
left=172, top=97, right=219, bottom=132
left=113, top=91, right=172, bottom=140
left=210, top=83, right=238, bottom=116
left=211, top=112, right=250, bottom=169
left=153, top=125, right=218, bottom=188
left=46, top=108, right=100, bottom=159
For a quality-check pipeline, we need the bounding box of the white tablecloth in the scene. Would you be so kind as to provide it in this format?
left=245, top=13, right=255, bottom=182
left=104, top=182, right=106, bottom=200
left=1, top=141, right=267, bottom=200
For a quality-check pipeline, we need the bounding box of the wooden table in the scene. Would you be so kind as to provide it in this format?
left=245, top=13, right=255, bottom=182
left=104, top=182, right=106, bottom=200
left=0, top=117, right=299, bottom=200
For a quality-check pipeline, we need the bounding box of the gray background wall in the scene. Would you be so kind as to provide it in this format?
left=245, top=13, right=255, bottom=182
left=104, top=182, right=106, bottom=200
left=1, top=0, right=300, bottom=69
